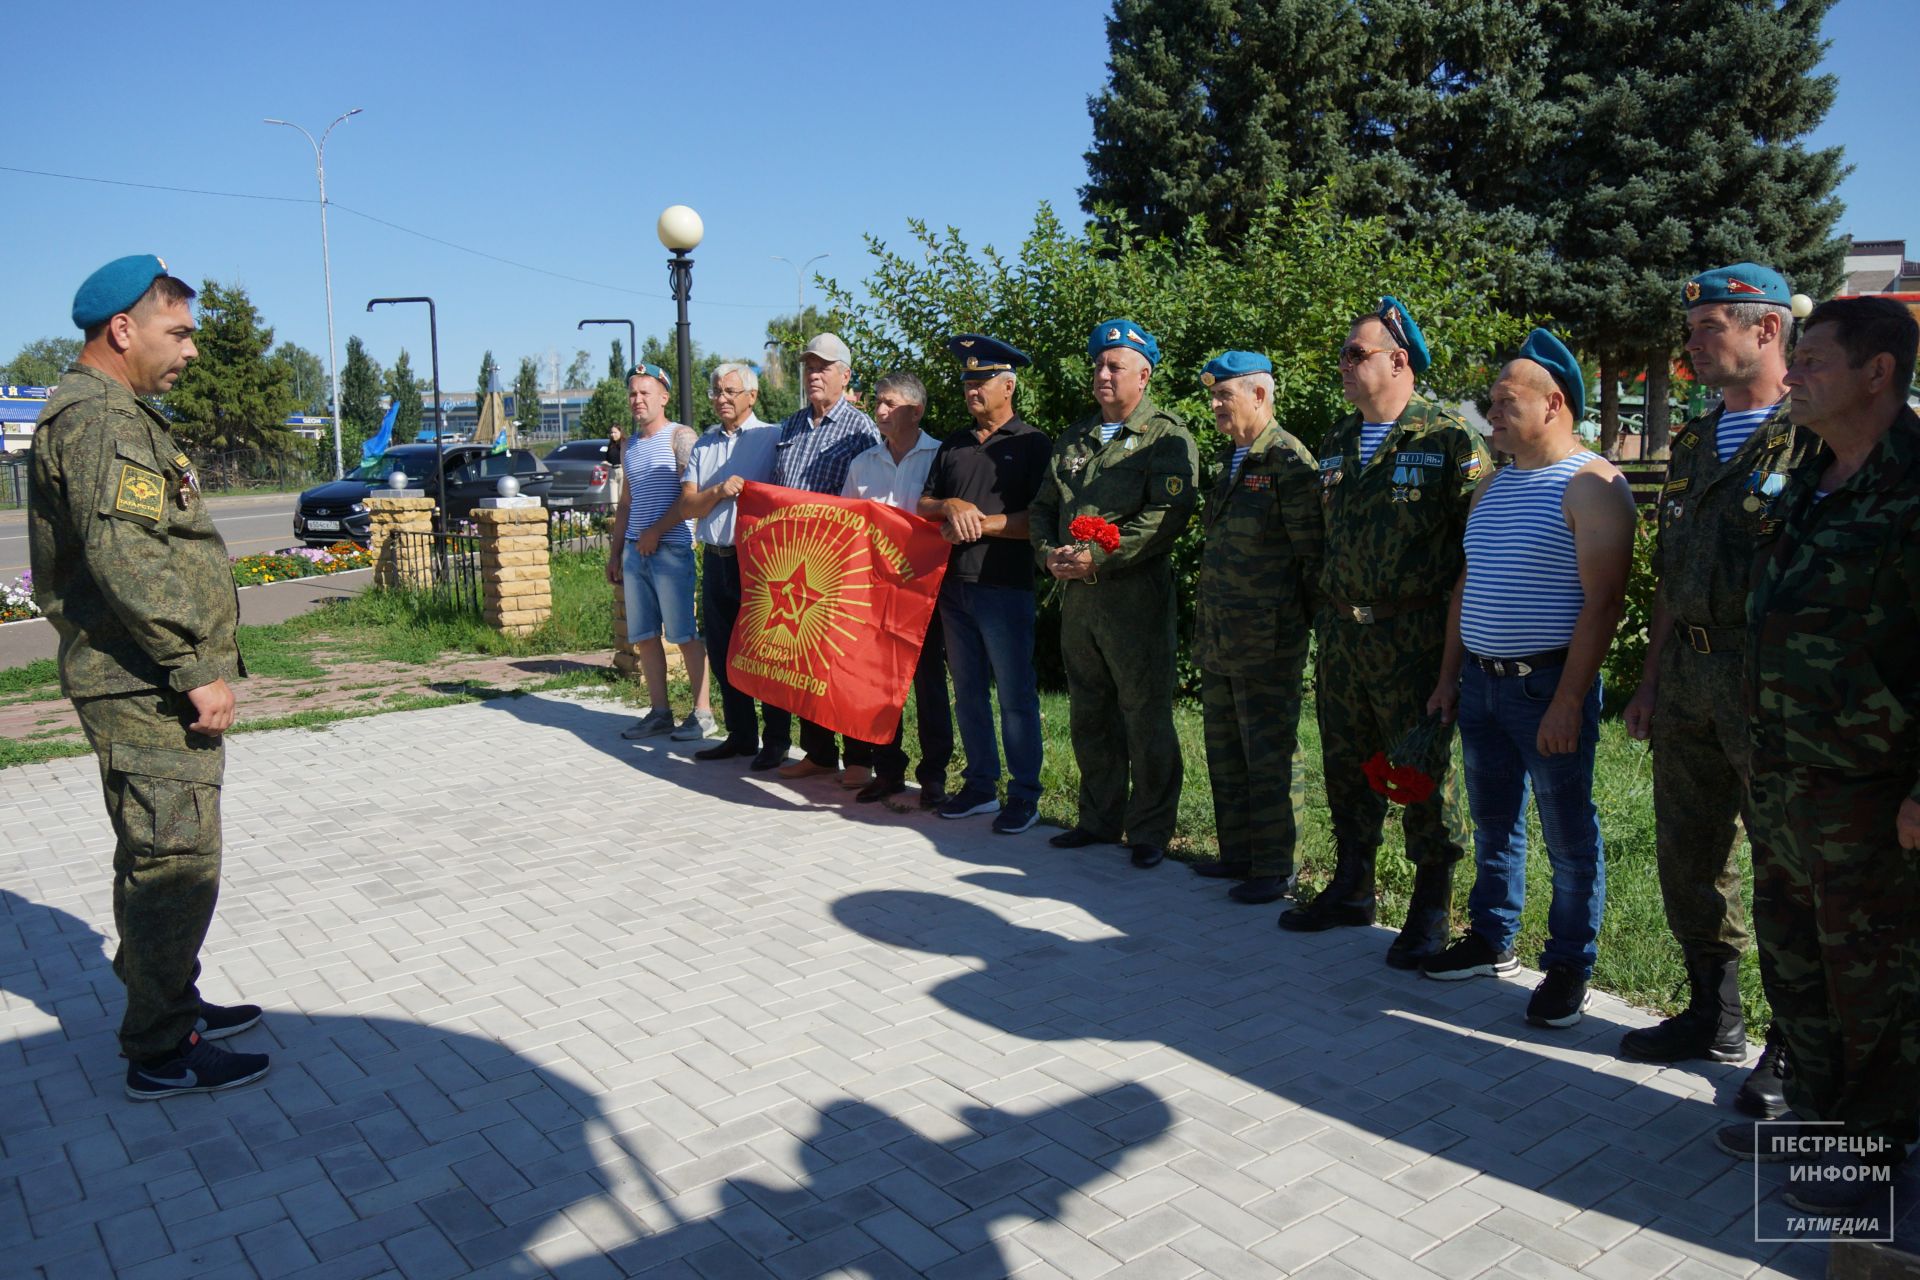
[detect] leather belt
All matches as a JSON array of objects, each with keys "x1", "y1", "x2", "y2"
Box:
[
  {"x1": 705, "y1": 544, "x2": 737, "y2": 558},
  {"x1": 1325, "y1": 592, "x2": 1446, "y2": 625},
  {"x1": 1469, "y1": 648, "x2": 1570, "y2": 678},
  {"x1": 1673, "y1": 620, "x2": 1740, "y2": 654}
]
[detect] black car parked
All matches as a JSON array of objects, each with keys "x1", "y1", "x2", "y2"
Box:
[{"x1": 293, "y1": 444, "x2": 552, "y2": 545}]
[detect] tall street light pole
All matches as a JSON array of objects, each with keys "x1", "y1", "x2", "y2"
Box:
[
  {"x1": 658, "y1": 206, "x2": 704, "y2": 429},
  {"x1": 266, "y1": 107, "x2": 362, "y2": 480},
  {"x1": 366, "y1": 297, "x2": 446, "y2": 535},
  {"x1": 577, "y1": 318, "x2": 636, "y2": 381},
  {"x1": 771, "y1": 253, "x2": 828, "y2": 315}
]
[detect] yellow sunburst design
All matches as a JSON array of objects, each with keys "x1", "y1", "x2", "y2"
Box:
[{"x1": 738, "y1": 505, "x2": 875, "y2": 680}]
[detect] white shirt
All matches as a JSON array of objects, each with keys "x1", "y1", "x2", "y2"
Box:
[
  {"x1": 686, "y1": 415, "x2": 776, "y2": 546},
  {"x1": 841, "y1": 429, "x2": 941, "y2": 512}
]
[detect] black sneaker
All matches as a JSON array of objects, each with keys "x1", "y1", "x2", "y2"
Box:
[
  {"x1": 1716, "y1": 1115, "x2": 1812, "y2": 1162},
  {"x1": 938, "y1": 786, "x2": 999, "y2": 819},
  {"x1": 1526, "y1": 965, "x2": 1592, "y2": 1027},
  {"x1": 992, "y1": 797, "x2": 1039, "y2": 835},
  {"x1": 194, "y1": 1001, "x2": 262, "y2": 1041},
  {"x1": 126, "y1": 1032, "x2": 270, "y2": 1101},
  {"x1": 1420, "y1": 931, "x2": 1519, "y2": 981},
  {"x1": 918, "y1": 787, "x2": 950, "y2": 811}
]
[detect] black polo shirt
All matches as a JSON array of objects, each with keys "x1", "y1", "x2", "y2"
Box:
[{"x1": 923, "y1": 415, "x2": 1052, "y2": 588}]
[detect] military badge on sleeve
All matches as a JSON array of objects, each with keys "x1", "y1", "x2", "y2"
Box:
[
  {"x1": 113, "y1": 462, "x2": 165, "y2": 521},
  {"x1": 1162, "y1": 476, "x2": 1184, "y2": 498}
]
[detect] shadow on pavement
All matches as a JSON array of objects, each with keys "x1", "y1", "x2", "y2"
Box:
[{"x1": 0, "y1": 890, "x2": 1172, "y2": 1278}]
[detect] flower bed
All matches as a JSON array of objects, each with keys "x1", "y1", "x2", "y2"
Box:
[
  {"x1": 230, "y1": 542, "x2": 373, "y2": 587},
  {"x1": 1, "y1": 570, "x2": 36, "y2": 623}
]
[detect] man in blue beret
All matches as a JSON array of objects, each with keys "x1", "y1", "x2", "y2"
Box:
[
  {"x1": 1616, "y1": 263, "x2": 1814, "y2": 1114},
  {"x1": 1424, "y1": 329, "x2": 1636, "y2": 1030},
  {"x1": 1191, "y1": 352, "x2": 1323, "y2": 902},
  {"x1": 919, "y1": 335, "x2": 1053, "y2": 829},
  {"x1": 1281, "y1": 298, "x2": 1490, "y2": 967},
  {"x1": 1030, "y1": 319, "x2": 1198, "y2": 868},
  {"x1": 27, "y1": 256, "x2": 271, "y2": 1099}
]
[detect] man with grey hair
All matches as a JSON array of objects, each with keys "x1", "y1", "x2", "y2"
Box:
[
  {"x1": 842, "y1": 372, "x2": 951, "y2": 803},
  {"x1": 924, "y1": 334, "x2": 1052, "y2": 834},
  {"x1": 680, "y1": 361, "x2": 786, "y2": 767},
  {"x1": 771, "y1": 333, "x2": 881, "y2": 783}
]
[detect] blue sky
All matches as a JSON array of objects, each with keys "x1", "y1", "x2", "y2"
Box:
[{"x1": 2, "y1": 0, "x2": 1911, "y2": 401}]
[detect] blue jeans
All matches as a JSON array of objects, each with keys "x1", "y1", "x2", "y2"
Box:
[
  {"x1": 939, "y1": 581, "x2": 1043, "y2": 802},
  {"x1": 622, "y1": 540, "x2": 697, "y2": 644},
  {"x1": 1456, "y1": 661, "x2": 1605, "y2": 976}
]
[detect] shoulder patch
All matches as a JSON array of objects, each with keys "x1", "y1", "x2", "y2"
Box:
[
  {"x1": 1460, "y1": 456, "x2": 1483, "y2": 481},
  {"x1": 1162, "y1": 475, "x2": 1184, "y2": 498},
  {"x1": 114, "y1": 462, "x2": 165, "y2": 520}
]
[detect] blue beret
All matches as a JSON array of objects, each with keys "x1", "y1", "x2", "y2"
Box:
[
  {"x1": 948, "y1": 333, "x2": 1031, "y2": 380},
  {"x1": 1685, "y1": 262, "x2": 1791, "y2": 310},
  {"x1": 72, "y1": 254, "x2": 170, "y2": 330},
  {"x1": 626, "y1": 362, "x2": 671, "y2": 391},
  {"x1": 1517, "y1": 328, "x2": 1586, "y2": 421},
  {"x1": 1088, "y1": 318, "x2": 1159, "y2": 367},
  {"x1": 1200, "y1": 351, "x2": 1272, "y2": 388},
  {"x1": 1376, "y1": 296, "x2": 1431, "y2": 374}
]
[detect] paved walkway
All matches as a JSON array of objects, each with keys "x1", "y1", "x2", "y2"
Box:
[{"x1": 1, "y1": 692, "x2": 1908, "y2": 1278}]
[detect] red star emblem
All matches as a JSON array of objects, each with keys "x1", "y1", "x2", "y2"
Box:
[{"x1": 766, "y1": 562, "x2": 821, "y2": 636}]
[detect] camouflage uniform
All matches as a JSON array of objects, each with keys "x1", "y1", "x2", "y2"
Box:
[
  {"x1": 1744, "y1": 406, "x2": 1920, "y2": 1145},
  {"x1": 1313, "y1": 394, "x2": 1487, "y2": 869},
  {"x1": 1031, "y1": 396, "x2": 1199, "y2": 846},
  {"x1": 1194, "y1": 423, "x2": 1322, "y2": 876},
  {"x1": 1648, "y1": 402, "x2": 1813, "y2": 963},
  {"x1": 28, "y1": 363, "x2": 242, "y2": 1062}
]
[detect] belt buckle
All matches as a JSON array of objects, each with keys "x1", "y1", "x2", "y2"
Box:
[
  {"x1": 1347, "y1": 603, "x2": 1375, "y2": 624},
  {"x1": 1688, "y1": 625, "x2": 1711, "y2": 654}
]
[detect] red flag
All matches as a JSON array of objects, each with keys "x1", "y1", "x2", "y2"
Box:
[{"x1": 728, "y1": 482, "x2": 951, "y2": 741}]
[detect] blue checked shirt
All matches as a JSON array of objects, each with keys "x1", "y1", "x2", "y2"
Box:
[{"x1": 772, "y1": 396, "x2": 879, "y2": 494}]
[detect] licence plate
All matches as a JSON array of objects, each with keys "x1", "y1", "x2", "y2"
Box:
[
  {"x1": 547, "y1": 496, "x2": 573, "y2": 507},
  {"x1": 306, "y1": 519, "x2": 341, "y2": 531}
]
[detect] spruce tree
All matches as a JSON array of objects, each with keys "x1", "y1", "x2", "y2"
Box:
[
  {"x1": 386, "y1": 350, "x2": 423, "y2": 442},
  {"x1": 513, "y1": 357, "x2": 543, "y2": 438},
  {"x1": 162, "y1": 280, "x2": 299, "y2": 455},
  {"x1": 477, "y1": 349, "x2": 498, "y2": 406},
  {"x1": 340, "y1": 336, "x2": 384, "y2": 438}
]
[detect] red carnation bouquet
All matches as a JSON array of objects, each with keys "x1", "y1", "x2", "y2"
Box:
[
  {"x1": 1363, "y1": 712, "x2": 1443, "y2": 806},
  {"x1": 1065, "y1": 515, "x2": 1122, "y2": 587}
]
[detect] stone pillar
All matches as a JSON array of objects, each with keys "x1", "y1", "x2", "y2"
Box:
[
  {"x1": 365, "y1": 494, "x2": 436, "y2": 590},
  {"x1": 473, "y1": 500, "x2": 551, "y2": 635}
]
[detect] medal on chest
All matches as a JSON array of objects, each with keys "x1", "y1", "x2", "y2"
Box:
[
  {"x1": 173, "y1": 452, "x2": 198, "y2": 507},
  {"x1": 1066, "y1": 454, "x2": 1089, "y2": 477}
]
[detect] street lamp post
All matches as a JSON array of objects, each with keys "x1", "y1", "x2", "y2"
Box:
[
  {"x1": 658, "y1": 206, "x2": 704, "y2": 428},
  {"x1": 265, "y1": 108, "x2": 362, "y2": 480},
  {"x1": 576, "y1": 318, "x2": 637, "y2": 383},
  {"x1": 771, "y1": 253, "x2": 828, "y2": 315},
  {"x1": 366, "y1": 296, "x2": 447, "y2": 534}
]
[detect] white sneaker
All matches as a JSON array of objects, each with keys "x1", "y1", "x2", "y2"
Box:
[{"x1": 670, "y1": 710, "x2": 718, "y2": 741}]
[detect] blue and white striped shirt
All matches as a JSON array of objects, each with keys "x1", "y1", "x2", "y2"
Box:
[
  {"x1": 1460, "y1": 451, "x2": 1599, "y2": 657},
  {"x1": 773, "y1": 397, "x2": 879, "y2": 494},
  {"x1": 623, "y1": 424, "x2": 695, "y2": 547},
  {"x1": 1229, "y1": 445, "x2": 1249, "y2": 478},
  {"x1": 1714, "y1": 404, "x2": 1779, "y2": 463},
  {"x1": 1099, "y1": 422, "x2": 1124, "y2": 445},
  {"x1": 1358, "y1": 422, "x2": 1394, "y2": 466}
]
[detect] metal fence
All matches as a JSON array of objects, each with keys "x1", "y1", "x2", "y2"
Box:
[
  {"x1": 385, "y1": 528, "x2": 483, "y2": 615},
  {"x1": 194, "y1": 449, "x2": 326, "y2": 494},
  {"x1": 1, "y1": 455, "x2": 26, "y2": 509},
  {"x1": 548, "y1": 503, "x2": 616, "y2": 555}
]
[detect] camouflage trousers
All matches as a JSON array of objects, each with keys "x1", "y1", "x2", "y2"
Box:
[
  {"x1": 1060, "y1": 561, "x2": 1182, "y2": 846},
  {"x1": 1650, "y1": 642, "x2": 1752, "y2": 963},
  {"x1": 1315, "y1": 608, "x2": 1467, "y2": 867},
  {"x1": 1201, "y1": 650, "x2": 1308, "y2": 877},
  {"x1": 74, "y1": 688, "x2": 225, "y2": 1062},
  {"x1": 1748, "y1": 760, "x2": 1920, "y2": 1143}
]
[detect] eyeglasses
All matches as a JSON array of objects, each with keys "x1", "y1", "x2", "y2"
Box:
[
  {"x1": 1338, "y1": 344, "x2": 1391, "y2": 368},
  {"x1": 709, "y1": 387, "x2": 752, "y2": 399}
]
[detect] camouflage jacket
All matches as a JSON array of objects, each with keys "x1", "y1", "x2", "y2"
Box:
[
  {"x1": 1317, "y1": 394, "x2": 1490, "y2": 608},
  {"x1": 28, "y1": 363, "x2": 242, "y2": 699},
  {"x1": 1030, "y1": 396, "x2": 1199, "y2": 576},
  {"x1": 1746, "y1": 406, "x2": 1920, "y2": 784},
  {"x1": 1654, "y1": 399, "x2": 1816, "y2": 638},
  {"x1": 1194, "y1": 422, "x2": 1322, "y2": 675}
]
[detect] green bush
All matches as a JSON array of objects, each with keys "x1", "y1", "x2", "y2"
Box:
[{"x1": 1604, "y1": 513, "x2": 1659, "y2": 707}]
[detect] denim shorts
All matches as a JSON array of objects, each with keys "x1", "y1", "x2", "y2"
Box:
[{"x1": 622, "y1": 540, "x2": 697, "y2": 644}]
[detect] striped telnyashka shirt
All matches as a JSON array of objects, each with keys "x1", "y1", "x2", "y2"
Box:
[{"x1": 1459, "y1": 450, "x2": 1599, "y2": 657}]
